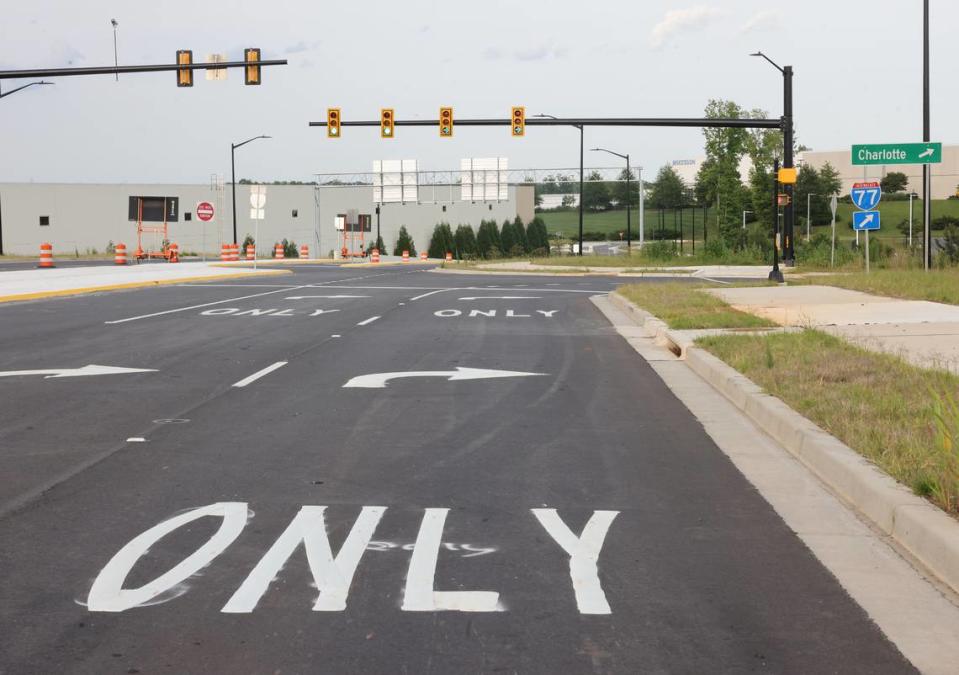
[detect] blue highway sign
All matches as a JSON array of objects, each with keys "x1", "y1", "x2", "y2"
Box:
[
  {"x1": 853, "y1": 211, "x2": 881, "y2": 231},
  {"x1": 851, "y1": 181, "x2": 882, "y2": 211}
]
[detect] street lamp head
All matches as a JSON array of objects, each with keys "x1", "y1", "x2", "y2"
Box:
[{"x1": 111, "y1": 18, "x2": 118, "y2": 27}]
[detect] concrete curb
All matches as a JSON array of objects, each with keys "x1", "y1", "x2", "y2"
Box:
[
  {"x1": 0, "y1": 269, "x2": 293, "y2": 304},
  {"x1": 611, "y1": 290, "x2": 959, "y2": 596}
]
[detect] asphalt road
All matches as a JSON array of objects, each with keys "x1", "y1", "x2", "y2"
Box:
[{"x1": 0, "y1": 265, "x2": 913, "y2": 674}]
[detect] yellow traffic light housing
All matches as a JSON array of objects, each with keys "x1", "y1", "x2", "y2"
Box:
[
  {"x1": 244, "y1": 48, "x2": 261, "y2": 85},
  {"x1": 439, "y1": 107, "x2": 453, "y2": 137},
  {"x1": 176, "y1": 50, "x2": 193, "y2": 87},
  {"x1": 327, "y1": 108, "x2": 341, "y2": 138},
  {"x1": 511, "y1": 106, "x2": 525, "y2": 137},
  {"x1": 381, "y1": 108, "x2": 395, "y2": 138}
]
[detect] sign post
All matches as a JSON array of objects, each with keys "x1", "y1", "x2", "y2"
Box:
[
  {"x1": 196, "y1": 201, "x2": 215, "y2": 264},
  {"x1": 851, "y1": 182, "x2": 882, "y2": 274},
  {"x1": 830, "y1": 195, "x2": 838, "y2": 268},
  {"x1": 249, "y1": 186, "x2": 267, "y2": 271}
]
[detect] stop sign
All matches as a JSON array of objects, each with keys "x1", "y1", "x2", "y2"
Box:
[{"x1": 196, "y1": 202, "x2": 215, "y2": 222}]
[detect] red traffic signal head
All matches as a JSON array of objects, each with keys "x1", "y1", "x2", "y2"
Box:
[
  {"x1": 381, "y1": 108, "x2": 395, "y2": 138},
  {"x1": 439, "y1": 106, "x2": 453, "y2": 137},
  {"x1": 511, "y1": 106, "x2": 525, "y2": 137},
  {"x1": 327, "y1": 108, "x2": 341, "y2": 138}
]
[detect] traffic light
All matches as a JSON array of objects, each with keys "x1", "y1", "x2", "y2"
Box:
[
  {"x1": 511, "y1": 106, "x2": 525, "y2": 137},
  {"x1": 439, "y1": 107, "x2": 453, "y2": 138},
  {"x1": 381, "y1": 108, "x2": 395, "y2": 138},
  {"x1": 244, "y1": 48, "x2": 261, "y2": 85},
  {"x1": 176, "y1": 50, "x2": 193, "y2": 87},
  {"x1": 327, "y1": 108, "x2": 341, "y2": 138}
]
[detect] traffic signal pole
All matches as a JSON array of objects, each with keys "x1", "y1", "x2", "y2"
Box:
[
  {"x1": 782, "y1": 65, "x2": 796, "y2": 266},
  {"x1": 923, "y1": 0, "x2": 932, "y2": 270}
]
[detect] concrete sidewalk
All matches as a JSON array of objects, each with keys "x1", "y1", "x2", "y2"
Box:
[
  {"x1": 0, "y1": 262, "x2": 292, "y2": 303},
  {"x1": 470, "y1": 260, "x2": 788, "y2": 279},
  {"x1": 709, "y1": 285, "x2": 959, "y2": 373}
]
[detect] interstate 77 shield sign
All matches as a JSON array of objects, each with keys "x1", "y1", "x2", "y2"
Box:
[{"x1": 851, "y1": 182, "x2": 882, "y2": 211}]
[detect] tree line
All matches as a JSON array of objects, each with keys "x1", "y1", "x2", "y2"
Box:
[{"x1": 412, "y1": 217, "x2": 551, "y2": 260}]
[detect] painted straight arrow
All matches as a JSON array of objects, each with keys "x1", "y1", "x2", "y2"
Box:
[
  {"x1": 343, "y1": 367, "x2": 547, "y2": 389},
  {"x1": 0, "y1": 365, "x2": 157, "y2": 379}
]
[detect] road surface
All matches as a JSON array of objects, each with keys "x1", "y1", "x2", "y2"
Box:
[{"x1": 0, "y1": 265, "x2": 913, "y2": 673}]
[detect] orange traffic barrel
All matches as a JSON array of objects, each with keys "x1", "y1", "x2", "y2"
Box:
[
  {"x1": 221, "y1": 243, "x2": 231, "y2": 262},
  {"x1": 371, "y1": 248, "x2": 380, "y2": 264},
  {"x1": 299, "y1": 244, "x2": 309, "y2": 259},
  {"x1": 38, "y1": 243, "x2": 55, "y2": 268},
  {"x1": 275, "y1": 243, "x2": 285, "y2": 260},
  {"x1": 246, "y1": 244, "x2": 255, "y2": 260},
  {"x1": 168, "y1": 243, "x2": 179, "y2": 263},
  {"x1": 420, "y1": 251, "x2": 428, "y2": 261},
  {"x1": 445, "y1": 252, "x2": 453, "y2": 262},
  {"x1": 402, "y1": 250, "x2": 410, "y2": 263},
  {"x1": 231, "y1": 243, "x2": 240, "y2": 261},
  {"x1": 114, "y1": 243, "x2": 127, "y2": 265}
]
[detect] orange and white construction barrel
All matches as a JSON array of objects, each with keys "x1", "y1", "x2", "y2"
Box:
[
  {"x1": 300, "y1": 244, "x2": 309, "y2": 259},
  {"x1": 275, "y1": 244, "x2": 285, "y2": 260},
  {"x1": 114, "y1": 243, "x2": 127, "y2": 265},
  {"x1": 38, "y1": 243, "x2": 55, "y2": 268},
  {"x1": 371, "y1": 248, "x2": 380, "y2": 264},
  {"x1": 402, "y1": 250, "x2": 410, "y2": 263},
  {"x1": 246, "y1": 244, "x2": 255, "y2": 260}
]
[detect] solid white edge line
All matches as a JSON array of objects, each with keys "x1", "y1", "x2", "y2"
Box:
[
  {"x1": 232, "y1": 361, "x2": 288, "y2": 388},
  {"x1": 356, "y1": 316, "x2": 381, "y2": 326}
]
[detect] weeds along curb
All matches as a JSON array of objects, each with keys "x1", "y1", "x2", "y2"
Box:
[{"x1": 610, "y1": 290, "x2": 959, "y2": 596}]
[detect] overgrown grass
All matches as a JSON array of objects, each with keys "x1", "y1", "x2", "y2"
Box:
[
  {"x1": 618, "y1": 282, "x2": 778, "y2": 330},
  {"x1": 799, "y1": 268, "x2": 959, "y2": 305},
  {"x1": 697, "y1": 330, "x2": 959, "y2": 514}
]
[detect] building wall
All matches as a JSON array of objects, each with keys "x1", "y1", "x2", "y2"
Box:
[
  {"x1": 798, "y1": 147, "x2": 959, "y2": 199},
  {"x1": 0, "y1": 182, "x2": 533, "y2": 256}
]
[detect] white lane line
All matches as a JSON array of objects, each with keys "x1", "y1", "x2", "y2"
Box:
[
  {"x1": 285, "y1": 295, "x2": 370, "y2": 300},
  {"x1": 105, "y1": 285, "x2": 311, "y2": 324},
  {"x1": 126, "y1": 437, "x2": 147, "y2": 443},
  {"x1": 699, "y1": 277, "x2": 733, "y2": 285},
  {"x1": 458, "y1": 296, "x2": 542, "y2": 301},
  {"x1": 232, "y1": 361, "x2": 288, "y2": 388},
  {"x1": 356, "y1": 316, "x2": 381, "y2": 326},
  {"x1": 410, "y1": 289, "x2": 455, "y2": 301},
  {"x1": 178, "y1": 284, "x2": 300, "y2": 288},
  {"x1": 331, "y1": 334, "x2": 342, "y2": 338}
]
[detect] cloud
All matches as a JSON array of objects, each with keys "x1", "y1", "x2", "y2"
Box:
[
  {"x1": 284, "y1": 41, "x2": 310, "y2": 55},
  {"x1": 740, "y1": 9, "x2": 782, "y2": 34},
  {"x1": 650, "y1": 6, "x2": 727, "y2": 49},
  {"x1": 483, "y1": 42, "x2": 568, "y2": 62}
]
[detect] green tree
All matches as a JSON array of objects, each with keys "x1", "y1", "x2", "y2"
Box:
[
  {"x1": 393, "y1": 226, "x2": 416, "y2": 256},
  {"x1": 500, "y1": 219, "x2": 517, "y2": 256},
  {"x1": 610, "y1": 168, "x2": 639, "y2": 208},
  {"x1": 818, "y1": 162, "x2": 842, "y2": 197},
  {"x1": 648, "y1": 165, "x2": 688, "y2": 209},
  {"x1": 526, "y1": 217, "x2": 550, "y2": 256},
  {"x1": 795, "y1": 165, "x2": 831, "y2": 228},
  {"x1": 582, "y1": 171, "x2": 611, "y2": 210},
  {"x1": 476, "y1": 220, "x2": 501, "y2": 259},
  {"x1": 702, "y1": 99, "x2": 751, "y2": 247},
  {"x1": 453, "y1": 224, "x2": 477, "y2": 259},
  {"x1": 427, "y1": 222, "x2": 455, "y2": 259},
  {"x1": 512, "y1": 215, "x2": 529, "y2": 253},
  {"x1": 881, "y1": 171, "x2": 909, "y2": 194}
]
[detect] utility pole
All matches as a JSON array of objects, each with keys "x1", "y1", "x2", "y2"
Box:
[{"x1": 923, "y1": 0, "x2": 932, "y2": 269}]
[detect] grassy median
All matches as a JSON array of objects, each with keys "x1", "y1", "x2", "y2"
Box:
[
  {"x1": 802, "y1": 268, "x2": 959, "y2": 306},
  {"x1": 697, "y1": 330, "x2": 959, "y2": 515},
  {"x1": 618, "y1": 282, "x2": 778, "y2": 330}
]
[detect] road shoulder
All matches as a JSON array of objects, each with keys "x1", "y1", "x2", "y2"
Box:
[{"x1": 593, "y1": 293, "x2": 959, "y2": 675}]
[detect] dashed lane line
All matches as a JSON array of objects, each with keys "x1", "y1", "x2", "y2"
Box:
[
  {"x1": 357, "y1": 316, "x2": 381, "y2": 326},
  {"x1": 232, "y1": 361, "x2": 289, "y2": 388}
]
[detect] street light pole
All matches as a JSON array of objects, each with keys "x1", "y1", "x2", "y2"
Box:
[
  {"x1": 751, "y1": 51, "x2": 795, "y2": 265},
  {"x1": 769, "y1": 159, "x2": 784, "y2": 283},
  {"x1": 806, "y1": 193, "x2": 819, "y2": 241},
  {"x1": 536, "y1": 114, "x2": 584, "y2": 255},
  {"x1": 230, "y1": 135, "x2": 271, "y2": 246},
  {"x1": 0, "y1": 80, "x2": 53, "y2": 99},
  {"x1": 591, "y1": 147, "x2": 632, "y2": 251}
]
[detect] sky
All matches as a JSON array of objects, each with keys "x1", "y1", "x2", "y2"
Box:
[{"x1": 0, "y1": 0, "x2": 956, "y2": 184}]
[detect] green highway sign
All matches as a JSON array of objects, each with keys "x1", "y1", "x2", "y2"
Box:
[{"x1": 852, "y1": 142, "x2": 942, "y2": 166}]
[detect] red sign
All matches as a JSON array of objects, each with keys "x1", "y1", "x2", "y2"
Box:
[
  {"x1": 852, "y1": 181, "x2": 880, "y2": 190},
  {"x1": 196, "y1": 202, "x2": 215, "y2": 222}
]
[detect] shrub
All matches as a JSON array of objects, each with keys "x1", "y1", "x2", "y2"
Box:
[{"x1": 643, "y1": 240, "x2": 677, "y2": 261}]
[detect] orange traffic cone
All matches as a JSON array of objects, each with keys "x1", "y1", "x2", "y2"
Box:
[{"x1": 168, "y1": 243, "x2": 179, "y2": 263}]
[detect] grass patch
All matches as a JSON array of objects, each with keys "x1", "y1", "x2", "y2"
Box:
[
  {"x1": 798, "y1": 268, "x2": 959, "y2": 305},
  {"x1": 697, "y1": 330, "x2": 959, "y2": 514},
  {"x1": 618, "y1": 282, "x2": 778, "y2": 330}
]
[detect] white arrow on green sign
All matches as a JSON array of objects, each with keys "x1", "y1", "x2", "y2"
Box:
[{"x1": 852, "y1": 143, "x2": 942, "y2": 166}]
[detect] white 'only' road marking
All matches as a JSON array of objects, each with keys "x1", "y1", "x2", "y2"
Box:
[{"x1": 232, "y1": 361, "x2": 288, "y2": 388}]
